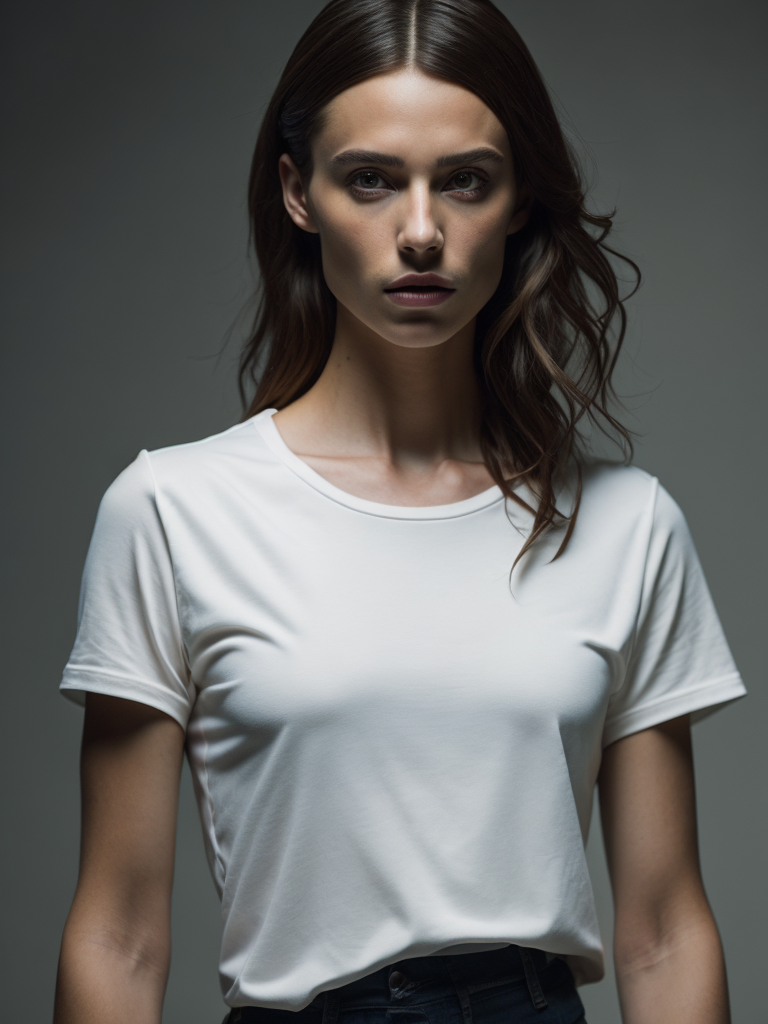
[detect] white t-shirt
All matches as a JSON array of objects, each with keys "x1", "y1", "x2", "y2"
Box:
[{"x1": 59, "y1": 407, "x2": 746, "y2": 1009}]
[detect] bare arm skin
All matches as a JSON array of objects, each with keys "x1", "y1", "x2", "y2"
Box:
[
  {"x1": 53, "y1": 693, "x2": 186, "y2": 1024},
  {"x1": 598, "y1": 714, "x2": 731, "y2": 1024}
]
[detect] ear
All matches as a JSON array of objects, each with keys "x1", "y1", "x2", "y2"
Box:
[
  {"x1": 506, "y1": 180, "x2": 532, "y2": 236},
  {"x1": 278, "y1": 153, "x2": 319, "y2": 234}
]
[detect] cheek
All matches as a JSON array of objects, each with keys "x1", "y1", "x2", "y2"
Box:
[
  {"x1": 453, "y1": 210, "x2": 511, "y2": 300},
  {"x1": 315, "y1": 210, "x2": 381, "y2": 301}
]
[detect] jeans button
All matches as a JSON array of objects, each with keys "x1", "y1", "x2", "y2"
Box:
[{"x1": 389, "y1": 970, "x2": 408, "y2": 990}]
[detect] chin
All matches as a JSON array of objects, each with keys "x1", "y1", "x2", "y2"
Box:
[{"x1": 380, "y1": 327, "x2": 457, "y2": 350}]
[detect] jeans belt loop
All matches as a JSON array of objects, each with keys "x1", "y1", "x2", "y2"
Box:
[
  {"x1": 518, "y1": 946, "x2": 549, "y2": 1011},
  {"x1": 440, "y1": 955, "x2": 474, "y2": 1024},
  {"x1": 322, "y1": 986, "x2": 342, "y2": 1024}
]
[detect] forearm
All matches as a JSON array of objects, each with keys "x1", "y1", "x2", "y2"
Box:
[
  {"x1": 614, "y1": 909, "x2": 730, "y2": 1024},
  {"x1": 53, "y1": 912, "x2": 170, "y2": 1024}
]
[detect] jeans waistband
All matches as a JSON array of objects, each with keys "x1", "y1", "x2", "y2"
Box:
[{"x1": 228, "y1": 944, "x2": 557, "y2": 1022}]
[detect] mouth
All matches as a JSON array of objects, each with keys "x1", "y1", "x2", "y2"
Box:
[{"x1": 383, "y1": 285, "x2": 456, "y2": 308}]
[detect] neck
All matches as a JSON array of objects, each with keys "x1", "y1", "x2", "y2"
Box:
[{"x1": 274, "y1": 303, "x2": 486, "y2": 470}]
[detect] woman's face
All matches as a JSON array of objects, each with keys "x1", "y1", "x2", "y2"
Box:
[{"x1": 279, "y1": 68, "x2": 530, "y2": 351}]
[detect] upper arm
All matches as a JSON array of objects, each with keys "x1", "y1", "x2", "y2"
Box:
[
  {"x1": 597, "y1": 714, "x2": 712, "y2": 958},
  {"x1": 68, "y1": 691, "x2": 186, "y2": 967}
]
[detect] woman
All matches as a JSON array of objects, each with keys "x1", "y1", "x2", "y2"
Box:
[{"x1": 53, "y1": 2, "x2": 747, "y2": 1023}]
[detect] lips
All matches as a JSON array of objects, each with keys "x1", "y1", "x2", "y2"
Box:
[
  {"x1": 384, "y1": 272, "x2": 455, "y2": 291},
  {"x1": 383, "y1": 277, "x2": 456, "y2": 307}
]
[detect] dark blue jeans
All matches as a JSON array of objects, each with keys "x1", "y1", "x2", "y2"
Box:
[{"x1": 223, "y1": 944, "x2": 587, "y2": 1023}]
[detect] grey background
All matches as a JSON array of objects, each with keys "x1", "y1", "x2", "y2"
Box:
[{"x1": 2, "y1": 1, "x2": 765, "y2": 1021}]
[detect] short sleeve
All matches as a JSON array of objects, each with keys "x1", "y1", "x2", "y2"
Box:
[
  {"x1": 59, "y1": 449, "x2": 195, "y2": 730},
  {"x1": 602, "y1": 479, "x2": 746, "y2": 748}
]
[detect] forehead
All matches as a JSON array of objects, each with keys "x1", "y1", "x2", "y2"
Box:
[{"x1": 315, "y1": 69, "x2": 511, "y2": 165}]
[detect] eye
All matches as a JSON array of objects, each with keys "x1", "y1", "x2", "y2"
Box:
[
  {"x1": 347, "y1": 167, "x2": 490, "y2": 200},
  {"x1": 349, "y1": 170, "x2": 392, "y2": 197},
  {"x1": 444, "y1": 170, "x2": 489, "y2": 196}
]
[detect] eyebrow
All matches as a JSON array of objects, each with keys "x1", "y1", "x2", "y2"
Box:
[{"x1": 330, "y1": 147, "x2": 505, "y2": 168}]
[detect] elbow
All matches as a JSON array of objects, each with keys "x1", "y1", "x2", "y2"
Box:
[
  {"x1": 613, "y1": 895, "x2": 720, "y2": 977},
  {"x1": 61, "y1": 885, "x2": 172, "y2": 978}
]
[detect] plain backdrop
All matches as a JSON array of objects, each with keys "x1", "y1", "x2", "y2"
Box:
[{"x1": 2, "y1": 2, "x2": 765, "y2": 1021}]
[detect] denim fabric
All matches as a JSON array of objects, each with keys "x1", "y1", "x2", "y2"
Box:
[{"x1": 221, "y1": 945, "x2": 587, "y2": 1024}]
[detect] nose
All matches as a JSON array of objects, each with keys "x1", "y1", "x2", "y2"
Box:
[{"x1": 397, "y1": 181, "x2": 443, "y2": 256}]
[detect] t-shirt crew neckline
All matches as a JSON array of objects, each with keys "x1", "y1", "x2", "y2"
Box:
[{"x1": 252, "y1": 407, "x2": 506, "y2": 521}]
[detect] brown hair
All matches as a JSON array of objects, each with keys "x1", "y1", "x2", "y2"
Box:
[{"x1": 236, "y1": 0, "x2": 640, "y2": 577}]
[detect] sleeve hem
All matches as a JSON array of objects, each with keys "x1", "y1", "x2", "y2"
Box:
[
  {"x1": 602, "y1": 672, "x2": 746, "y2": 748},
  {"x1": 60, "y1": 668, "x2": 192, "y2": 731}
]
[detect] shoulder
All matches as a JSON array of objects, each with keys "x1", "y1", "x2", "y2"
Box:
[
  {"x1": 559, "y1": 457, "x2": 658, "y2": 525},
  {"x1": 144, "y1": 417, "x2": 262, "y2": 481},
  {"x1": 568, "y1": 459, "x2": 696, "y2": 559},
  {"x1": 555, "y1": 458, "x2": 693, "y2": 549},
  {"x1": 579, "y1": 456, "x2": 655, "y2": 492},
  {"x1": 106, "y1": 417, "x2": 270, "y2": 500},
  {"x1": 94, "y1": 418, "x2": 266, "y2": 526}
]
